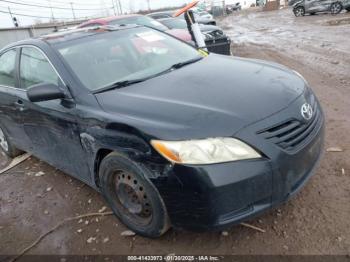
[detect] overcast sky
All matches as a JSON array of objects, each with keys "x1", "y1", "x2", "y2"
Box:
[{"x1": 0, "y1": 0, "x2": 192, "y2": 28}]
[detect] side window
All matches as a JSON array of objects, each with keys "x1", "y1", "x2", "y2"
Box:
[
  {"x1": 0, "y1": 49, "x2": 17, "y2": 87},
  {"x1": 20, "y1": 47, "x2": 59, "y2": 89}
]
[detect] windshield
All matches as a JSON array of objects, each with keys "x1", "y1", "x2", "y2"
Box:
[
  {"x1": 109, "y1": 16, "x2": 169, "y2": 31},
  {"x1": 56, "y1": 27, "x2": 202, "y2": 91},
  {"x1": 161, "y1": 19, "x2": 187, "y2": 30}
]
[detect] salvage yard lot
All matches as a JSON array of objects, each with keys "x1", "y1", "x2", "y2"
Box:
[{"x1": 1, "y1": 8, "x2": 349, "y2": 256}]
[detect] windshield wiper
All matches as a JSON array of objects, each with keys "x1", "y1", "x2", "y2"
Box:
[
  {"x1": 170, "y1": 56, "x2": 203, "y2": 70},
  {"x1": 94, "y1": 79, "x2": 146, "y2": 94},
  {"x1": 93, "y1": 56, "x2": 203, "y2": 94}
]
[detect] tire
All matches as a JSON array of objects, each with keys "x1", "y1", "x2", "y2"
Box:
[
  {"x1": 0, "y1": 126, "x2": 23, "y2": 158},
  {"x1": 330, "y1": 2, "x2": 342, "y2": 14},
  {"x1": 293, "y1": 6, "x2": 305, "y2": 16},
  {"x1": 346, "y1": 7, "x2": 350, "y2": 11},
  {"x1": 99, "y1": 152, "x2": 170, "y2": 238}
]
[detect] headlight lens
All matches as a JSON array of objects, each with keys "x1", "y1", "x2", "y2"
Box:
[{"x1": 151, "y1": 138, "x2": 261, "y2": 165}]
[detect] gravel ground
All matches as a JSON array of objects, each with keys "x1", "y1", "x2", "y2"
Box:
[{"x1": 0, "y1": 8, "x2": 349, "y2": 257}]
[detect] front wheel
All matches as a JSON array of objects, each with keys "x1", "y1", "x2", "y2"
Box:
[
  {"x1": 330, "y1": 2, "x2": 342, "y2": 14},
  {"x1": 293, "y1": 6, "x2": 305, "y2": 16},
  {"x1": 99, "y1": 152, "x2": 170, "y2": 238}
]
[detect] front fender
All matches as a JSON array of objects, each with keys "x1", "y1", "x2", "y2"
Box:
[
  {"x1": 293, "y1": 1, "x2": 304, "y2": 7},
  {"x1": 79, "y1": 124, "x2": 167, "y2": 189}
]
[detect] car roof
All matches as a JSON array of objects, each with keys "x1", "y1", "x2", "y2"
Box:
[
  {"x1": 79, "y1": 14, "x2": 141, "y2": 27},
  {"x1": 158, "y1": 17, "x2": 180, "y2": 22},
  {"x1": 148, "y1": 10, "x2": 175, "y2": 16},
  {"x1": 1, "y1": 25, "x2": 140, "y2": 51}
]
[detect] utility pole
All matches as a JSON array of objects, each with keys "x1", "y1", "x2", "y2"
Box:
[
  {"x1": 147, "y1": 0, "x2": 151, "y2": 11},
  {"x1": 70, "y1": 2, "x2": 76, "y2": 20},
  {"x1": 117, "y1": 0, "x2": 122, "y2": 14},
  {"x1": 7, "y1": 6, "x2": 13, "y2": 22},
  {"x1": 8, "y1": 6, "x2": 18, "y2": 27},
  {"x1": 114, "y1": 0, "x2": 119, "y2": 14},
  {"x1": 111, "y1": 0, "x2": 116, "y2": 15},
  {"x1": 49, "y1": 0, "x2": 55, "y2": 21},
  {"x1": 116, "y1": 0, "x2": 121, "y2": 15}
]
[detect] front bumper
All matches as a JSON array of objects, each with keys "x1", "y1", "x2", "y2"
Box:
[{"x1": 152, "y1": 94, "x2": 325, "y2": 231}]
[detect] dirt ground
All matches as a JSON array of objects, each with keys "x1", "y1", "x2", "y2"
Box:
[{"x1": 1, "y1": 8, "x2": 350, "y2": 258}]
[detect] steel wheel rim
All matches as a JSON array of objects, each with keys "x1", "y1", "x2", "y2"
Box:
[
  {"x1": 114, "y1": 170, "x2": 153, "y2": 225},
  {"x1": 0, "y1": 128, "x2": 9, "y2": 152}
]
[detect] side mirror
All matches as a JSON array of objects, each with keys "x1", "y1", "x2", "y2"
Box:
[{"x1": 27, "y1": 83, "x2": 66, "y2": 102}]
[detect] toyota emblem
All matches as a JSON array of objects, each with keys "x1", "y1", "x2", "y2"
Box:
[{"x1": 301, "y1": 103, "x2": 313, "y2": 120}]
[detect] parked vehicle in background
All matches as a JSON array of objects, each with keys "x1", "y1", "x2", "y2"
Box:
[
  {"x1": 293, "y1": 0, "x2": 347, "y2": 16},
  {"x1": 78, "y1": 14, "x2": 192, "y2": 43},
  {"x1": 158, "y1": 17, "x2": 231, "y2": 55},
  {"x1": 146, "y1": 11, "x2": 173, "y2": 20},
  {"x1": 226, "y1": 2, "x2": 242, "y2": 13},
  {"x1": 196, "y1": 10, "x2": 214, "y2": 20},
  {"x1": 147, "y1": 10, "x2": 217, "y2": 25}
]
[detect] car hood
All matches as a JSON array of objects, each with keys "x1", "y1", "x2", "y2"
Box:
[
  {"x1": 199, "y1": 24, "x2": 221, "y2": 32},
  {"x1": 200, "y1": 14, "x2": 213, "y2": 19},
  {"x1": 95, "y1": 55, "x2": 306, "y2": 140}
]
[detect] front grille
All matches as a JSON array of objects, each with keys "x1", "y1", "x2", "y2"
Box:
[{"x1": 257, "y1": 100, "x2": 322, "y2": 152}]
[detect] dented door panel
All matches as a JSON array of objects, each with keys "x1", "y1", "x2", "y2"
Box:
[{"x1": 21, "y1": 98, "x2": 92, "y2": 184}]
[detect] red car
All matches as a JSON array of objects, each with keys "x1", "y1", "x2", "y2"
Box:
[{"x1": 78, "y1": 14, "x2": 192, "y2": 43}]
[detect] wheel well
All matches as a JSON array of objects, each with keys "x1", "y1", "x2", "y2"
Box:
[
  {"x1": 94, "y1": 148, "x2": 113, "y2": 188},
  {"x1": 294, "y1": 5, "x2": 303, "y2": 10}
]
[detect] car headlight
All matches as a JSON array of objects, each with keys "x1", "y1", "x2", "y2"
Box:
[{"x1": 151, "y1": 137, "x2": 261, "y2": 165}]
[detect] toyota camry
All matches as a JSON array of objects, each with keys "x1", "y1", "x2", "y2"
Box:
[{"x1": 0, "y1": 25, "x2": 324, "y2": 238}]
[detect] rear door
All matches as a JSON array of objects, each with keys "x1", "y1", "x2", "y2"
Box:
[
  {"x1": 18, "y1": 46, "x2": 91, "y2": 183},
  {"x1": 0, "y1": 48, "x2": 32, "y2": 151}
]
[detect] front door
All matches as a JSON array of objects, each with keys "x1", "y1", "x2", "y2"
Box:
[
  {"x1": 306, "y1": 0, "x2": 326, "y2": 12},
  {"x1": 18, "y1": 46, "x2": 91, "y2": 183},
  {"x1": 0, "y1": 48, "x2": 32, "y2": 152}
]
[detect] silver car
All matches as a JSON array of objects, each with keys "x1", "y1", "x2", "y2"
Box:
[
  {"x1": 293, "y1": 0, "x2": 350, "y2": 16},
  {"x1": 147, "y1": 11, "x2": 217, "y2": 25}
]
